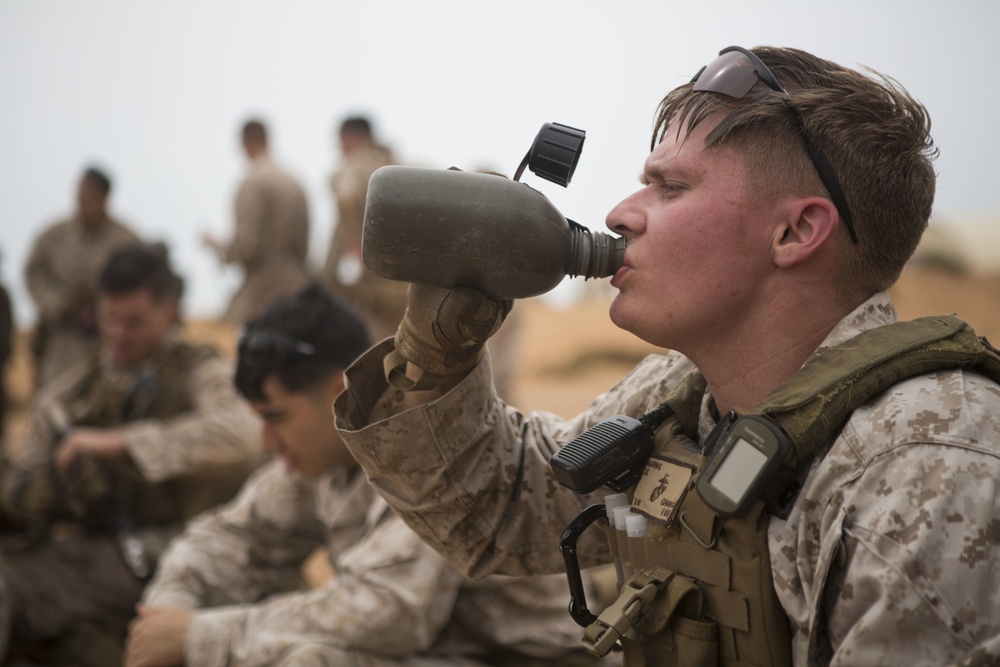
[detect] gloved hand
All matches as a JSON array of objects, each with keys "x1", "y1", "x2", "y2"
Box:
[{"x1": 385, "y1": 283, "x2": 512, "y2": 391}]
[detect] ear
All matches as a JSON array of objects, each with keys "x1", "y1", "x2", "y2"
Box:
[{"x1": 772, "y1": 197, "x2": 839, "y2": 268}]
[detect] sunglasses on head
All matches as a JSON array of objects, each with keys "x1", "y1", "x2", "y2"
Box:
[
  {"x1": 237, "y1": 331, "x2": 317, "y2": 370},
  {"x1": 691, "y1": 46, "x2": 858, "y2": 244}
]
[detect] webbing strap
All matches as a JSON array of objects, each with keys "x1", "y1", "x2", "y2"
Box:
[
  {"x1": 662, "y1": 371, "x2": 709, "y2": 440},
  {"x1": 383, "y1": 348, "x2": 442, "y2": 391},
  {"x1": 703, "y1": 586, "x2": 750, "y2": 632},
  {"x1": 631, "y1": 537, "x2": 731, "y2": 589},
  {"x1": 679, "y1": 491, "x2": 721, "y2": 548},
  {"x1": 750, "y1": 315, "x2": 1000, "y2": 467}
]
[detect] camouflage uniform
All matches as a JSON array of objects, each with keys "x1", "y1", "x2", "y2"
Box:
[
  {"x1": 24, "y1": 215, "x2": 141, "y2": 386},
  {"x1": 335, "y1": 292, "x2": 1000, "y2": 666},
  {"x1": 320, "y1": 144, "x2": 408, "y2": 340},
  {"x1": 0, "y1": 333, "x2": 261, "y2": 655},
  {"x1": 143, "y1": 459, "x2": 599, "y2": 667},
  {"x1": 222, "y1": 157, "x2": 311, "y2": 325}
]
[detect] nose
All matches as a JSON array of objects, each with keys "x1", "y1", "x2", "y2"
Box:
[{"x1": 605, "y1": 190, "x2": 645, "y2": 238}]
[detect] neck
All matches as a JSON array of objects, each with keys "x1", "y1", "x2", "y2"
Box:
[
  {"x1": 689, "y1": 291, "x2": 851, "y2": 414},
  {"x1": 80, "y1": 214, "x2": 107, "y2": 229},
  {"x1": 245, "y1": 145, "x2": 267, "y2": 161}
]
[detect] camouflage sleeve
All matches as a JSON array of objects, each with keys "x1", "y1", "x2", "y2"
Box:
[
  {"x1": 223, "y1": 176, "x2": 269, "y2": 267},
  {"x1": 1, "y1": 365, "x2": 124, "y2": 528},
  {"x1": 142, "y1": 462, "x2": 324, "y2": 611},
  {"x1": 121, "y1": 355, "x2": 260, "y2": 482},
  {"x1": 335, "y1": 339, "x2": 686, "y2": 579},
  {"x1": 820, "y1": 443, "x2": 1000, "y2": 665},
  {"x1": 0, "y1": 403, "x2": 59, "y2": 527},
  {"x1": 184, "y1": 514, "x2": 465, "y2": 667}
]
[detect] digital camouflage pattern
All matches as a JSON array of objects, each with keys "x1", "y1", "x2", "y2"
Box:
[
  {"x1": 1, "y1": 335, "x2": 261, "y2": 530},
  {"x1": 222, "y1": 156, "x2": 311, "y2": 324},
  {"x1": 24, "y1": 215, "x2": 141, "y2": 386},
  {"x1": 335, "y1": 291, "x2": 1000, "y2": 666},
  {"x1": 143, "y1": 459, "x2": 599, "y2": 667}
]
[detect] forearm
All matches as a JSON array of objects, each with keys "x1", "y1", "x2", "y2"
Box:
[
  {"x1": 186, "y1": 538, "x2": 462, "y2": 666},
  {"x1": 0, "y1": 419, "x2": 58, "y2": 526},
  {"x1": 27, "y1": 278, "x2": 75, "y2": 325},
  {"x1": 337, "y1": 341, "x2": 611, "y2": 577},
  {"x1": 123, "y1": 360, "x2": 260, "y2": 482}
]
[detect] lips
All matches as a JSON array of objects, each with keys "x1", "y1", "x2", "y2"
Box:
[{"x1": 610, "y1": 256, "x2": 632, "y2": 288}]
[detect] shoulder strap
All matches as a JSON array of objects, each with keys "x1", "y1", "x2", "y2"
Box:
[
  {"x1": 660, "y1": 370, "x2": 708, "y2": 441},
  {"x1": 751, "y1": 315, "x2": 1000, "y2": 468}
]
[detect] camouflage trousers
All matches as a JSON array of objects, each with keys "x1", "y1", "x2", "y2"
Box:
[{"x1": 0, "y1": 534, "x2": 144, "y2": 664}]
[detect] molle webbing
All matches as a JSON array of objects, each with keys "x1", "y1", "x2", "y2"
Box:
[{"x1": 747, "y1": 315, "x2": 1000, "y2": 468}]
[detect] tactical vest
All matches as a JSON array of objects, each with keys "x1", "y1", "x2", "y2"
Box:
[
  {"x1": 58, "y1": 340, "x2": 230, "y2": 531},
  {"x1": 573, "y1": 315, "x2": 1000, "y2": 667}
]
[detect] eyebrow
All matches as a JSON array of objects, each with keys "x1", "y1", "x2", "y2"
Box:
[{"x1": 640, "y1": 162, "x2": 700, "y2": 186}]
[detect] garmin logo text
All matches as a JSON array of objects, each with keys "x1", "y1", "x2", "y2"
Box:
[{"x1": 742, "y1": 426, "x2": 765, "y2": 447}]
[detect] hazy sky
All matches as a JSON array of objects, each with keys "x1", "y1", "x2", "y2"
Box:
[{"x1": 2, "y1": 0, "x2": 998, "y2": 323}]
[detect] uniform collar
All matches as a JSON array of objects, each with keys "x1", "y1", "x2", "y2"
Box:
[{"x1": 811, "y1": 291, "x2": 898, "y2": 356}]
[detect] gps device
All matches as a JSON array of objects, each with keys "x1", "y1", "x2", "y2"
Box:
[{"x1": 695, "y1": 415, "x2": 790, "y2": 518}]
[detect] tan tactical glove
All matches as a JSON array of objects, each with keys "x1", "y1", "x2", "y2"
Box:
[{"x1": 384, "y1": 284, "x2": 512, "y2": 391}]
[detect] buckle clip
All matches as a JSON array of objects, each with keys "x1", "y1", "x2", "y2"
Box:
[{"x1": 582, "y1": 568, "x2": 671, "y2": 657}]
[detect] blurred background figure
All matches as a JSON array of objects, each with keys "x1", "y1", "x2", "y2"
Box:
[
  {"x1": 201, "y1": 119, "x2": 310, "y2": 325},
  {"x1": 0, "y1": 255, "x2": 11, "y2": 447},
  {"x1": 0, "y1": 242, "x2": 261, "y2": 667},
  {"x1": 320, "y1": 115, "x2": 408, "y2": 340},
  {"x1": 24, "y1": 166, "x2": 141, "y2": 389}
]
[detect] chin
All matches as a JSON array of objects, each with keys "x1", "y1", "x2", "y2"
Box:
[
  {"x1": 609, "y1": 297, "x2": 671, "y2": 348},
  {"x1": 607, "y1": 295, "x2": 635, "y2": 333}
]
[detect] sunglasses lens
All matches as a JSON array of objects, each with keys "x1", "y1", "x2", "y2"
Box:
[
  {"x1": 240, "y1": 338, "x2": 280, "y2": 368},
  {"x1": 692, "y1": 50, "x2": 760, "y2": 98},
  {"x1": 238, "y1": 333, "x2": 312, "y2": 369}
]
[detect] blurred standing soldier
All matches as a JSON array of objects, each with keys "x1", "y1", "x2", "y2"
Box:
[
  {"x1": 321, "y1": 116, "x2": 408, "y2": 340},
  {"x1": 202, "y1": 119, "x2": 310, "y2": 325},
  {"x1": 0, "y1": 242, "x2": 261, "y2": 666},
  {"x1": 24, "y1": 166, "x2": 141, "y2": 388},
  {"x1": 0, "y1": 255, "x2": 12, "y2": 444}
]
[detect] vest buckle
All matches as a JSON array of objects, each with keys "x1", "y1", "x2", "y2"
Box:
[{"x1": 582, "y1": 567, "x2": 672, "y2": 656}]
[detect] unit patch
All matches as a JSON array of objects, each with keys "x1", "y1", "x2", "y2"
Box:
[{"x1": 631, "y1": 456, "x2": 694, "y2": 525}]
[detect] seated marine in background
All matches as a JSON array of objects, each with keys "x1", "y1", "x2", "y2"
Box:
[
  {"x1": 0, "y1": 242, "x2": 262, "y2": 665},
  {"x1": 126, "y1": 283, "x2": 601, "y2": 667}
]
